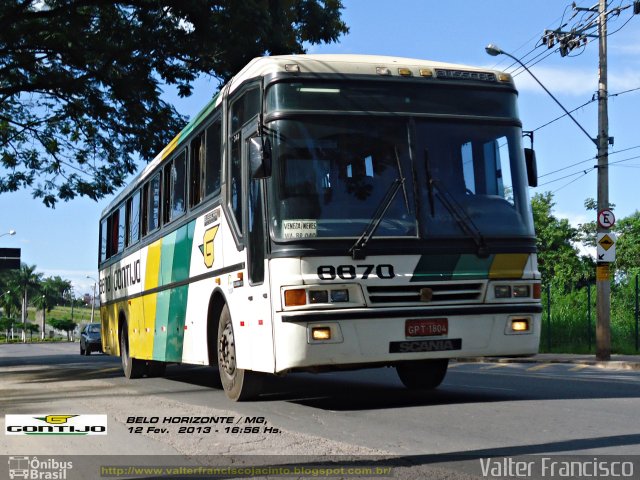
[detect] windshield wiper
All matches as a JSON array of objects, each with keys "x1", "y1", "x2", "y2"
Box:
[
  {"x1": 433, "y1": 182, "x2": 489, "y2": 258},
  {"x1": 348, "y1": 177, "x2": 404, "y2": 260}
]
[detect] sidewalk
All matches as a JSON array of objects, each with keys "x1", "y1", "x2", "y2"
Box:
[{"x1": 458, "y1": 353, "x2": 640, "y2": 371}]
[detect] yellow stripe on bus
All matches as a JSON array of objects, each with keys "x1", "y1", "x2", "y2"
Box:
[
  {"x1": 489, "y1": 253, "x2": 529, "y2": 279},
  {"x1": 138, "y1": 240, "x2": 162, "y2": 359}
]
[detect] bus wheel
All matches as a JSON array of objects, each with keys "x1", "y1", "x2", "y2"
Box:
[
  {"x1": 120, "y1": 321, "x2": 145, "y2": 379},
  {"x1": 396, "y1": 359, "x2": 449, "y2": 390},
  {"x1": 217, "y1": 305, "x2": 262, "y2": 401}
]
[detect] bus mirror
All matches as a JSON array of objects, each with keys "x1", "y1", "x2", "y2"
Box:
[
  {"x1": 249, "y1": 137, "x2": 272, "y2": 179},
  {"x1": 524, "y1": 148, "x2": 538, "y2": 188}
]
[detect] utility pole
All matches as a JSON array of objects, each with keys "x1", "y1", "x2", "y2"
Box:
[
  {"x1": 541, "y1": 0, "x2": 626, "y2": 360},
  {"x1": 595, "y1": 0, "x2": 611, "y2": 361}
]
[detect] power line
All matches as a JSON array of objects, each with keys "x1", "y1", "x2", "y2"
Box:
[
  {"x1": 537, "y1": 144, "x2": 640, "y2": 180},
  {"x1": 552, "y1": 169, "x2": 593, "y2": 193},
  {"x1": 531, "y1": 85, "x2": 640, "y2": 134}
]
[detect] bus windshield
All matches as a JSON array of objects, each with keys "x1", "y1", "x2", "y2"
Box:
[{"x1": 267, "y1": 116, "x2": 534, "y2": 242}]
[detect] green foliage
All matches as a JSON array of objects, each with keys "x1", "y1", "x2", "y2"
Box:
[
  {"x1": 0, "y1": 0, "x2": 348, "y2": 206},
  {"x1": 614, "y1": 212, "x2": 640, "y2": 276},
  {"x1": 531, "y1": 192, "x2": 594, "y2": 289},
  {"x1": 47, "y1": 317, "x2": 77, "y2": 333}
]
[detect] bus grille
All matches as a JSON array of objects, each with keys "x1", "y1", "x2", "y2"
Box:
[{"x1": 366, "y1": 282, "x2": 485, "y2": 305}]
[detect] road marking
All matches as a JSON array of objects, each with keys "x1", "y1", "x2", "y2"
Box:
[
  {"x1": 526, "y1": 364, "x2": 553, "y2": 371},
  {"x1": 454, "y1": 383, "x2": 514, "y2": 392},
  {"x1": 480, "y1": 364, "x2": 512, "y2": 370},
  {"x1": 569, "y1": 364, "x2": 591, "y2": 372}
]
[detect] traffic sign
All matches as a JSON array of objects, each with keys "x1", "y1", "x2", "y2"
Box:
[
  {"x1": 596, "y1": 232, "x2": 616, "y2": 263},
  {"x1": 597, "y1": 209, "x2": 616, "y2": 229}
]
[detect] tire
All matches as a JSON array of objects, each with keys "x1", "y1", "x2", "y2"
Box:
[
  {"x1": 396, "y1": 359, "x2": 449, "y2": 390},
  {"x1": 84, "y1": 345, "x2": 91, "y2": 356},
  {"x1": 217, "y1": 305, "x2": 262, "y2": 401},
  {"x1": 120, "y1": 321, "x2": 145, "y2": 379},
  {"x1": 80, "y1": 344, "x2": 85, "y2": 355},
  {"x1": 147, "y1": 361, "x2": 166, "y2": 377}
]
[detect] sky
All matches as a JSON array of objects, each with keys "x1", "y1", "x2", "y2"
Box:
[{"x1": 2, "y1": 0, "x2": 639, "y2": 297}]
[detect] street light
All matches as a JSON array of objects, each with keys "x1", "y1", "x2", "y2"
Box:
[
  {"x1": 485, "y1": 44, "x2": 596, "y2": 145},
  {"x1": 0, "y1": 230, "x2": 16, "y2": 239},
  {"x1": 86, "y1": 276, "x2": 98, "y2": 324}
]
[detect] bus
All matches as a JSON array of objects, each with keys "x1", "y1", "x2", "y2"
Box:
[{"x1": 98, "y1": 54, "x2": 542, "y2": 401}]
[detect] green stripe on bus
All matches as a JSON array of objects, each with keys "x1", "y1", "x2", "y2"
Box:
[
  {"x1": 153, "y1": 222, "x2": 195, "y2": 362},
  {"x1": 410, "y1": 254, "x2": 461, "y2": 282},
  {"x1": 165, "y1": 284, "x2": 188, "y2": 361},
  {"x1": 171, "y1": 221, "x2": 195, "y2": 282},
  {"x1": 453, "y1": 254, "x2": 495, "y2": 279}
]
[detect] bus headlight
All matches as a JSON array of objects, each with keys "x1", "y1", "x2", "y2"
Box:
[
  {"x1": 495, "y1": 285, "x2": 511, "y2": 298},
  {"x1": 330, "y1": 289, "x2": 349, "y2": 302}
]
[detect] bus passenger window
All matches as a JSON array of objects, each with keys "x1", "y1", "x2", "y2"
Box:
[
  {"x1": 99, "y1": 218, "x2": 107, "y2": 263},
  {"x1": 163, "y1": 151, "x2": 187, "y2": 223},
  {"x1": 205, "y1": 120, "x2": 221, "y2": 196},
  {"x1": 189, "y1": 133, "x2": 205, "y2": 208},
  {"x1": 126, "y1": 191, "x2": 141, "y2": 246},
  {"x1": 117, "y1": 204, "x2": 126, "y2": 253},
  {"x1": 149, "y1": 173, "x2": 161, "y2": 232}
]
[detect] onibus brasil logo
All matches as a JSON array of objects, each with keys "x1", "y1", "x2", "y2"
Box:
[
  {"x1": 8, "y1": 456, "x2": 73, "y2": 480},
  {"x1": 5, "y1": 414, "x2": 107, "y2": 435}
]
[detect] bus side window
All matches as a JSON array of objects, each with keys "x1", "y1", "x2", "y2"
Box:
[
  {"x1": 126, "y1": 190, "x2": 141, "y2": 247},
  {"x1": 163, "y1": 151, "x2": 187, "y2": 223},
  {"x1": 229, "y1": 87, "x2": 260, "y2": 235},
  {"x1": 149, "y1": 172, "x2": 161, "y2": 233},
  {"x1": 141, "y1": 182, "x2": 149, "y2": 237},
  {"x1": 99, "y1": 218, "x2": 107, "y2": 263},
  {"x1": 205, "y1": 119, "x2": 222, "y2": 197},
  {"x1": 117, "y1": 203, "x2": 126, "y2": 253},
  {"x1": 189, "y1": 133, "x2": 205, "y2": 208}
]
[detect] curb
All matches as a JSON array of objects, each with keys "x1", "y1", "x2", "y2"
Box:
[{"x1": 456, "y1": 356, "x2": 640, "y2": 371}]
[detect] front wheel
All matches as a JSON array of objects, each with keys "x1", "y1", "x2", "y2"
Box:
[
  {"x1": 396, "y1": 359, "x2": 449, "y2": 390},
  {"x1": 120, "y1": 321, "x2": 145, "y2": 379},
  {"x1": 217, "y1": 305, "x2": 262, "y2": 401}
]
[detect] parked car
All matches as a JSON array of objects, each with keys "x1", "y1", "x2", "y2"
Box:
[{"x1": 80, "y1": 323, "x2": 102, "y2": 355}]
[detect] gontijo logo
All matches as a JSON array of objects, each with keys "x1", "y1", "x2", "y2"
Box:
[{"x1": 5, "y1": 414, "x2": 107, "y2": 435}]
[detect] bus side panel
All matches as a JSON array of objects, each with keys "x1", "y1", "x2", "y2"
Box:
[
  {"x1": 141, "y1": 240, "x2": 162, "y2": 359},
  {"x1": 182, "y1": 211, "x2": 224, "y2": 365}
]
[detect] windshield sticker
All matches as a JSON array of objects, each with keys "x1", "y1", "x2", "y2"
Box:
[{"x1": 282, "y1": 219, "x2": 317, "y2": 239}]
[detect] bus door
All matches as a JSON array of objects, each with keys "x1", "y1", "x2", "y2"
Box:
[{"x1": 240, "y1": 120, "x2": 275, "y2": 372}]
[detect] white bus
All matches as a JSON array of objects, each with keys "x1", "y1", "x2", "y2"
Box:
[{"x1": 98, "y1": 55, "x2": 542, "y2": 400}]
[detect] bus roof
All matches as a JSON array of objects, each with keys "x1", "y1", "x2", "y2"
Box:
[{"x1": 101, "y1": 54, "x2": 508, "y2": 218}]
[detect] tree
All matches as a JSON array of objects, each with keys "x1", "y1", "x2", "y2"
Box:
[
  {"x1": 614, "y1": 211, "x2": 640, "y2": 276},
  {"x1": 0, "y1": 0, "x2": 348, "y2": 206},
  {"x1": 33, "y1": 282, "x2": 57, "y2": 340},
  {"x1": 14, "y1": 264, "x2": 42, "y2": 340},
  {"x1": 25, "y1": 322, "x2": 39, "y2": 341},
  {"x1": 531, "y1": 192, "x2": 594, "y2": 289},
  {"x1": 0, "y1": 316, "x2": 14, "y2": 341},
  {"x1": 48, "y1": 318, "x2": 77, "y2": 341}
]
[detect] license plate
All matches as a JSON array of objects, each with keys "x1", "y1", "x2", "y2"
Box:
[{"x1": 405, "y1": 318, "x2": 448, "y2": 337}]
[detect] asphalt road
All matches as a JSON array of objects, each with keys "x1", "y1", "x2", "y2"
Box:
[{"x1": 2, "y1": 342, "x2": 640, "y2": 478}]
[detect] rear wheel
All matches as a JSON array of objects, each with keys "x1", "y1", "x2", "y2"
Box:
[
  {"x1": 217, "y1": 305, "x2": 262, "y2": 401},
  {"x1": 120, "y1": 321, "x2": 145, "y2": 379},
  {"x1": 396, "y1": 359, "x2": 449, "y2": 390}
]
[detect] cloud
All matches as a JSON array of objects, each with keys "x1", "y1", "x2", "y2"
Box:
[
  {"x1": 39, "y1": 268, "x2": 99, "y2": 294},
  {"x1": 511, "y1": 66, "x2": 596, "y2": 96},
  {"x1": 508, "y1": 65, "x2": 640, "y2": 97}
]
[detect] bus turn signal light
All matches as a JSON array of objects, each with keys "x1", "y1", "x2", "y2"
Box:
[{"x1": 284, "y1": 289, "x2": 306, "y2": 306}]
